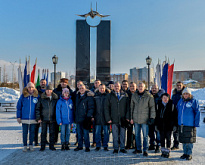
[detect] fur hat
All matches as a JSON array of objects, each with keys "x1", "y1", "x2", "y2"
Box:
[
  {"x1": 60, "y1": 78, "x2": 68, "y2": 83},
  {"x1": 46, "y1": 85, "x2": 53, "y2": 90},
  {"x1": 62, "y1": 88, "x2": 70, "y2": 94},
  {"x1": 182, "y1": 87, "x2": 191, "y2": 95}
]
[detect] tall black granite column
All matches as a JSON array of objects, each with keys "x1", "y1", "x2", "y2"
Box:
[
  {"x1": 96, "y1": 20, "x2": 111, "y2": 83},
  {"x1": 76, "y1": 20, "x2": 90, "y2": 85}
]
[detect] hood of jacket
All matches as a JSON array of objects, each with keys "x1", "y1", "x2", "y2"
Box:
[
  {"x1": 23, "y1": 87, "x2": 38, "y2": 98},
  {"x1": 95, "y1": 88, "x2": 111, "y2": 95},
  {"x1": 76, "y1": 89, "x2": 95, "y2": 97},
  {"x1": 172, "y1": 86, "x2": 186, "y2": 95}
]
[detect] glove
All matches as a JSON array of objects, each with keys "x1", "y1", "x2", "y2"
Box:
[
  {"x1": 173, "y1": 126, "x2": 177, "y2": 132},
  {"x1": 147, "y1": 118, "x2": 155, "y2": 125},
  {"x1": 155, "y1": 126, "x2": 159, "y2": 132},
  {"x1": 17, "y1": 118, "x2": 21, "y2": 124}
]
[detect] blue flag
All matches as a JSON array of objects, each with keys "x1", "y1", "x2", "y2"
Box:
[
  {"x1": 23, "y1": 60, "x2": 27, "y2": 87},
  {"x1": 161, "y1": 63, "x2": 168, "y2": 92}
]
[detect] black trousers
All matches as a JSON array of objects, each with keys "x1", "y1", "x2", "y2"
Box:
[
  {"x1": 55, "y1": 123, "x2": 59, "y2": 143},
  {"x1": 41, "y1": 121, "x2": 55, "y2": 147},
  {"x1": 34, "y1": 123, "x2": 40, "y2": 144},
  {"x1": 126, "y1": 124, "x2": 134, "y2": 148},
  {"x1": 160, "y1": 130, "x2": 172, "y2": 148}
]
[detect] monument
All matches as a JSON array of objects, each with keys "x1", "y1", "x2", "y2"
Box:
[{"x1": 76, "y1": 5, "x2": 111, "y2": 86}]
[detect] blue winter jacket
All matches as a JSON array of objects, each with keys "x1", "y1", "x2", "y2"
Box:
[
  {"x1": 16, "y1": 88, "x2": 39, "y2": 121},
  {"x1": 177, "y1": 97, "x2": 200, "y2": 127},
  {"x1": 56, "y1": 96, "x2": 74, "y2": 125}
]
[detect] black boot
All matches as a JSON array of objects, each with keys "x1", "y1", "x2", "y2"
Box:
[
  {"x1": 49, "y1": 145, "x2": 56, "y2": 151},
  {"x1": 61, "y1": 143, "x2": 65, "y2": 151},
  {"x1": 65, "y1": 143, "x2": 70, "y2": 150}
]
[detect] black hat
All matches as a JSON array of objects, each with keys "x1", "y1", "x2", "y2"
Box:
[
  {"x1": 46, "y1": 85, "x2": 53, "y2": 90},
  {"x1": 161, "y1": 93, "x2": 170, "y2": 99},
  {"x1": 108, "y1": 81, "x2": 114, "y2": 85}
]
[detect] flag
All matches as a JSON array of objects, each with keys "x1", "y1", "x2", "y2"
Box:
[
  {"x1": 23, "y1": 58, "x2": 28, "y2": 87},
  {"x1": 42, "y1": 69, "x2": 44, "y2": 79},
  {"x1": 27, "y1": 56, "x2": 30, "y2": 83},
  {"x1": 167, "y1": 64, "x2": 174, "y2": 96},
  {"x1": 155, "y1": 60, "x2": 161, "y2": 88},
  {"x1": 43, "y1": 69, "x2": 46, "y2": 79},
  {"x1": 30, "y1": 58, "x2": 37, "y2": 83},
  {"x1": 36, "y1": 69, "x2": 40, "y2": 87},
  {"x1": 161, "y1": 63, "x2": 169, "y2": 92},
  {"x1": 18, "y1": 59, "x2": 23, "y2": 94},
  {"x1": 46, "y1": 69, "x2": 49, "y2": 85}
]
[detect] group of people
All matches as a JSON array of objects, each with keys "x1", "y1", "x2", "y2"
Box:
[{"x1": 16, "y1": 78, "x2": 200, "y2": 161}]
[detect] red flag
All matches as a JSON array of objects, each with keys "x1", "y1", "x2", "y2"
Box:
[
  {"x1": 167, "y1": 64, "x2": 174, "y2": 96},
  {"x1": 30, "y1": 58, "x2": 37, "y2": 83}
]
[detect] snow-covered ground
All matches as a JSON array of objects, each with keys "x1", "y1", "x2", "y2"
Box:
[
  {"x1": 190, "y1": 88, "x2": 205, "y2": 105},
  {"x1": 0, "y1": 87, "x2": 20, "y2": 103}
]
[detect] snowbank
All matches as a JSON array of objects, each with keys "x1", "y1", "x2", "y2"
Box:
[
  {"x1": 190, "y1": 88, "x2": 205, "y2": 105},
  {"x1": 0, "y1": 87, "x2": 20, "y2": 103}
]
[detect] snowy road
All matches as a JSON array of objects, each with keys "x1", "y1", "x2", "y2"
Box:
[{"x1": 0, "y1": 111, "x2": 205, "y2": 165}]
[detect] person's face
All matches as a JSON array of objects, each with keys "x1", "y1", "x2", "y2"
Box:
[
  {"x1": 151, "y1": 85, "x2": 159, "y2": 94},
  {"x1": 46, "y1": 90, "x2": 52, "y2": 96},
  {"x1": 122, "y1": 82, "x2": 128, "y2": 90},
  {"x1": 94, "y1": 81, "x2": 101, "y2": 88},
  {"x1": 138, "y1": 84, "x2": 145, "y2": 93},
  {"x1": 162, "y1": 95, "x2": 169, "y2": 103},
  {"x1": 99, "y1": 85, "x2": 106, "y2": 94},
  {"x1": 27, "y1": 85, "x2": 35, "y2": 94},
  {"x1": 40, "y1": 80, "x2": 47, "y2": 89},
  {"x1": 183, "y1": 93, "x2": 190, "y2": 99},
  {"x1": 114, "y1": 83, "x2": 121, "y2": 93},
  {"x1": 61, "y1": 82, "x2": 67, "y2": 88},
  {"x1": 176, "y1": 83, "x2": 183, "y2": 91},
  {"x1": 77, "y1": 81, "x2": 83, "y2": 89},
  {"x1": 130, "y1": 84, "x2": 136, "y2": 93},
  {"x1": 109, "y1": 84, "x2": 114, "y2": 90},
  {"x1": 63, "y1": 92, "x2": 69, "y2": 97},
  {"x1": 79, "y1": 86, "x2": 86, "y2": 94}
]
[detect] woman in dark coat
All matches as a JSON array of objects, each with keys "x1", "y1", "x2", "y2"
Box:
[
  {"x1": 177, "y1": 87, "x2": 200, "y2": 161},
  {"x1": 155, "y1": 93, "x2": 178, "y2": 158}
]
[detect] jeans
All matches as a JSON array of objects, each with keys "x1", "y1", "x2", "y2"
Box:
[
  {"x1": 60, "y1": 124, "x2": 71, "y2": 144},
  {"x1": 77, "y1": 123, "x2": 90, "y2": 148},
  {"x1": 95, "y1": 125, "x2": 109, "y2": 148},
  {"x1": 134, "y1": 123, "x2": 149, "y2": 152},
  {"x1": 22, "y1": 124, "x2": 36, "y2": 146},
  {"x1": 112, "y1": 124, "x2": 125, "y2": 150},
  {"x1": 149, "y1": 124, "x2": 161, "y2": 146},
  {"x1": 41, "y1": 121, "x2": 55, "y2": 147},
  {"x1": 160, "y1": 131, "x2": 172, "y2": 148},
  {"x1": 183, "y1": 143, "x2": 193, "y2": 155}
]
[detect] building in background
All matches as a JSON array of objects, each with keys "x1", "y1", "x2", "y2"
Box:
[
  {"x1": 110, "y1": 73, "x2": 128, "y2": 83},
  {"x1": 130, "y1": 66, "x2": 154, "y2": 84},
  {"x1": 50, "y1": 71, "x2": 66, "y2": 85}
]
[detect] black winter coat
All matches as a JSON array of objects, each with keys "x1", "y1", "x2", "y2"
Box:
[
  {"x1": 53, "y1": 84, "x2": 73, "y2": 99},
  {"x1": 104, "y1": 90, "x2": 130, "y2": 125},
  {"x1": 171, "y1": 86, "x2": 185, "y2": 106},
  {"x1": 179, "y1": 125, "x2": 196, "y2": 143},
  {"x1": 94, "y1": 89, "x2": 110, "y2": 125},
  {"x1": 155, "y1": 100, "x2": 178, "y2": 131},
  {"x1": 75, "y1": 91, "x2": 94, "y2": 124},
  {"x1": 35, "y1": 92, "x2": 58, "y2": 122}
]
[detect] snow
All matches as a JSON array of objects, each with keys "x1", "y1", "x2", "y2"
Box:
[
  {"x1": 183, "y1": 79, "x2": 198, "y2": 85},
  {"x1": 190, "y1": 88, "x2": 205, "y2": 105},
  {"x1": 0, "y1": 87, "x2": 20, "y2": 103}
]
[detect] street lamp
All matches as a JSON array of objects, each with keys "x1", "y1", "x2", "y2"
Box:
[
  {"x1": 146, "y1": 56, "x2": 152, "y2": 90},
  {"x1": 52, "y1": 55, "x2": 58, "y2": 88}
]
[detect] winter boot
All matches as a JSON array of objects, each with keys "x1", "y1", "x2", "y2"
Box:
[
  {"x1": 61, "y1": 143, "x2": 65, "y2": 151},
  {"x1": 65, "y1": 143, "x2": 70, "y2": 150}
]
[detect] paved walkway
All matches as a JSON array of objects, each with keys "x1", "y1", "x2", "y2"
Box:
[{"x1": 0, "y1": 110, "x2": 205, "y2": 165}]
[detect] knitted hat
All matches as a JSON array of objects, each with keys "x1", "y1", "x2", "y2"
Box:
[
  {"x1": 182, "y1": 87, "x2": 191, "y2": 95},
  {"x1": 60, "y1": 78, "x2": 68, "y2": 83},
  {"x1": 62, "y1": 88, "x2": 70, "y2": 94},
  {"x1": 46, "y1": 85, "x2": 53, "y2": 90}
]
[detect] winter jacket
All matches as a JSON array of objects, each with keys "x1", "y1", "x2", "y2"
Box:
[
  {"x1": 75, "y1": 91, "x2": 95, "y2": 124},
  {"x1": 94, "y1": 88, "x2": 110, "y2": 125},
  {"x1": 177, "y1": 96, "x2": 200, "y2": 127},
  {"x1": 35, "y1": 92, "x2": 58, "y2": 122},
  {"x1": 56, "y1": 96, "x2": 74, "y2": 125},
  {"x1": 53, "y1": 84, "x2": 73, "y2": 99},
  {"x1": 131, "y1": 90, "x2": 155, "y2": 124},
  {"x1": 177, "y1": 96, "x2": 200, "y2": 144},
  {"x1": 104, "y1": 90, "x2": 130, "y2": 125},
  {"x1": 171, "y1": 86, "x2": 185, "y2": 106},
  {"x1": 155, "y1": 100, "x2": 178, "y2": 131},
  {"x1": 16, "y1": 87, "x2": 39, "y2": 124}
]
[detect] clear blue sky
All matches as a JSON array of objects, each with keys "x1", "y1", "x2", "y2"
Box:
[{"x1": 0, "y1": 0, "x2": 205, "y2": 76}]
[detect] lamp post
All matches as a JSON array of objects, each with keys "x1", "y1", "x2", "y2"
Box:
[
  {"x1": 52, "y1": 55, "x2": 58, "y2": 89},
  {"x1": 146, "y1": 56, "x2": 152, "y2": 90}
]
